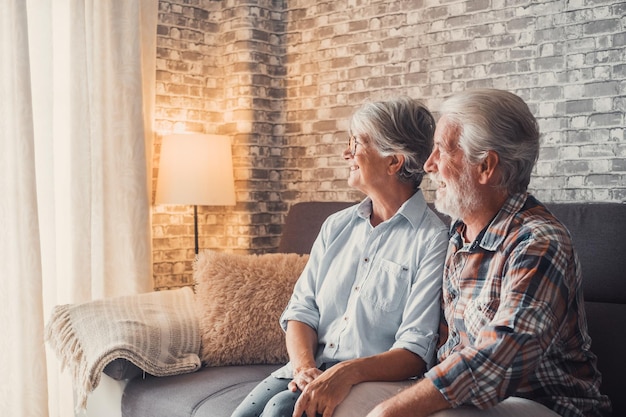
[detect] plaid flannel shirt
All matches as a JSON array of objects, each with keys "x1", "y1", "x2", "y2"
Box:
[{"x1": 425, "y1": 193, "x2": 611, "y2": 417}]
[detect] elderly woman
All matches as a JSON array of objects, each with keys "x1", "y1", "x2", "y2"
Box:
[{"x1": 231, "y1": 97, "x2": 448, "y2": 417}]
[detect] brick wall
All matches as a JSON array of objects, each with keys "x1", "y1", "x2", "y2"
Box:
[{"x1": 152, "y1": 0, "x2": 626, "y2": 289}]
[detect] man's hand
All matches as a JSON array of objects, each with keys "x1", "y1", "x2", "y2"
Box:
[{"x1": 292, "y1": 364, "x2": 355, "y2": 417}]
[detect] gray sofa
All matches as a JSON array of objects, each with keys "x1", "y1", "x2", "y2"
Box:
[{"x1": 118, "y1": 201, "x2": 624, "y2": 417}]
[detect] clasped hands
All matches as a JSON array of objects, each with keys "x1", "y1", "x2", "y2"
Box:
[{"x1": 289, "y1": 364, "x2": 353, "y2": 417}]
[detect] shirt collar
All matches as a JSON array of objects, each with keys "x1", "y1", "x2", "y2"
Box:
[
  {"x1": 357, "y1": 190, "x2": 427, "y2": 229},
  {"x1": 451, "y1": 192, "x2": 529, "y2": 252}
]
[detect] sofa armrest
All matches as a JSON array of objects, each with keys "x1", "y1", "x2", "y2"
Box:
[
  {"x1": 83, "y1": 373, "x2": 128, "y2": 417},
  {"x1": 45, "y1": 287, "x2": 201, "y2": 409},
  {"x1": 103, "y1": 358, "x2": 144, "y2": 381}
]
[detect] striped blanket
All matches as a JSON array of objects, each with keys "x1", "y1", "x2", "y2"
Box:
[{"x1": 45, "y1": 287, "x2": 201, "y2": 409}]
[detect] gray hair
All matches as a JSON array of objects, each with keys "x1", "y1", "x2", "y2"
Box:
[
  {"x1": 440, "y1": 89, "x2": 540, "y2": 194},
  {"x1": 350, "y1": 96, "x2": 435, "y2": 189}
]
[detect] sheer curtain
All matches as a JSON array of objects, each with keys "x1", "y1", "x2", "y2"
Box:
[{"x1": 0, "y1": 0, "x2": 157, "y2": 415}]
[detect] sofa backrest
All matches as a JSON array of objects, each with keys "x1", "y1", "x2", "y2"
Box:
[
  {"x1": 547, "y1": 203, "x2": 626, "y2": 417},
  {"x1": 278, "y1": 201, "x2": 450, "y2": 253},
  {"x1": 545, "y1": 204, "x2": 625, "y2": 304},
  {"x1": 278, "y1": 201, "x2": 354, "y2": 254},
  {"x1": 278, "y1": 201, "x2": 626, "y2": 416}
]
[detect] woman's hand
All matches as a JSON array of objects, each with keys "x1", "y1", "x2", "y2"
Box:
[{"x1": 288, "y1": 366, "x2": 323, "y2": 392}]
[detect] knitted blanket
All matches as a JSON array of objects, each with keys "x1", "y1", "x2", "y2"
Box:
[{"x1": 45, "y1": 287, "x2": 201, "y2": 410}]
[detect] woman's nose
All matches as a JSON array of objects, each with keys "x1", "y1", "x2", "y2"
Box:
[{"x1": 342, "y1": 146, "x2": 352, "y2": 160}]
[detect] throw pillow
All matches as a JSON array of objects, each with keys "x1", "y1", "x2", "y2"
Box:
[{"x1": 194, "y1": 250, "x2": 309, "y2": 366}]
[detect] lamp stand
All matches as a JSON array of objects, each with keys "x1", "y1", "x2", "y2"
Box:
[{"x1": 194, "y1": 205, "x2": 199, "y2": 256}]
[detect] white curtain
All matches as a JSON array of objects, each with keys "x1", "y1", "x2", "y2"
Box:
[{"x1": 0, "y1": 0, "x2": 157, "y2": 415}]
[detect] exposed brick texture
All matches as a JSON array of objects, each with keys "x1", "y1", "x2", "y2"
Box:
[{"x1": 152, "y1": 0, "x2": 626, "y2": 290}]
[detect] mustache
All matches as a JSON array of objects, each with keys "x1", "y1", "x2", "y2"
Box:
[{"x1": 428, "y1": 173, "x2": 442, "y2": 183}]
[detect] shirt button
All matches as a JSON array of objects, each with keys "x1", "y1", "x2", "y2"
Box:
[
  {"x1": 343, "y1": 316, "x2": 348, "y2": 321},
  {"x1": 364, "y1": 257, "x2": 369, "y2": 263},
  {"x1": 329, "y1": 343, "x2": 335, "y2": 348}
]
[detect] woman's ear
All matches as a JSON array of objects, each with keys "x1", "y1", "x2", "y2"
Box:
[
  {"x1": 478, "y1": 150, "x2": 499, "y2": 184},
  {"x1": 388, "y1": 154, "x2": 405, "y2": 175}
]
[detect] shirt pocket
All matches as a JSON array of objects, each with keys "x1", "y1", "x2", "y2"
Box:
[{"x1": 361, "y1": 258, "x2": 408, "y2": 312}]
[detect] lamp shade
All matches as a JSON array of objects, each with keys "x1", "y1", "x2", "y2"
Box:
[{"x1": 155, "y1": 134, "x2": 236, "y2": 206}]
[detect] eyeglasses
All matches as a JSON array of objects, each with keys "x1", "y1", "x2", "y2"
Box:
[{"x1": 348, "y1": 135, "x2": 361, "y2": 157}]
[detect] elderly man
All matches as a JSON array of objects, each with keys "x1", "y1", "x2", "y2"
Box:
[{"x1": 364, "y1": 89, "x2": 611, "y2": 417}]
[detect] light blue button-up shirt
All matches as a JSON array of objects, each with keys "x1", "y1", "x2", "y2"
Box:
[{"x1": 272, "y1": 190, "x2": 448, "y2": 379}]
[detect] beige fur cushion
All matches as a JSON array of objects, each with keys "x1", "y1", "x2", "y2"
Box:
[{"x1": 194, "y1": 250, "x2": 309, "y2": 366}]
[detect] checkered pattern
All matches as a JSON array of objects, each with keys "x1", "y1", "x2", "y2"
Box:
[{"x1": 425, "y1": 193, "x2": 611, "y2": 417}]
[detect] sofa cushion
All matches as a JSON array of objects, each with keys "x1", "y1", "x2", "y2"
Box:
[
  {"x1": 122, "y1": 364, "x2": 280, "y2": 417},
  {"x1": 194, "y1": 250, "x2": 309, "y2": 366}
]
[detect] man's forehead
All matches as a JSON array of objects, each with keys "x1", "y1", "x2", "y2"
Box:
[{"x1": 435, "y1": 116, "x2": 461, "y2": 146}]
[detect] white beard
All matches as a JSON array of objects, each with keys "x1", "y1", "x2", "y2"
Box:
[{"x1": 431, "y1": 163, "x2": 482, "y2": 221}]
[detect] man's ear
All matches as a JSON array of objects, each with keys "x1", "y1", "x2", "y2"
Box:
[
  {"x1": 478, "y1": 150, "x2": 499, "y2": 184},
  {"x1": 388, "y1": 154, "x2": 405, "y2": 175}
]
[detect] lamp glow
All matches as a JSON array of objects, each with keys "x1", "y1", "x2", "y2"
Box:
[{"x1": 155, "y1": 133, "x2": 236, "y2": 254}]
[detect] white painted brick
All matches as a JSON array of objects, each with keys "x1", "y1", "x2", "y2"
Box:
[
  {"x1": 566, "y1": 175, "x2": 586, "y2": 187},
  {"x1": 561, "y1": 146, "x2": 582, "y2": 159},
  {"x1": 564, "y1": 84, "x2": 585, "y2": 99},
  {"x1": 570, "y1": 116, "x2": 588, "y2": 129},
  {"x1": 538, "y1": 102, "x2": 557, "y2": 117}
]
